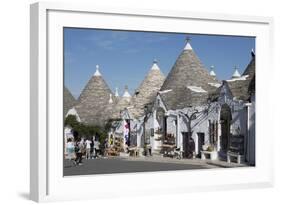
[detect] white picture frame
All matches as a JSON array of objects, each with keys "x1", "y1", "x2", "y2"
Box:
[{"x1": 30, "y1": 2, "x2": 274, "y2": 202}]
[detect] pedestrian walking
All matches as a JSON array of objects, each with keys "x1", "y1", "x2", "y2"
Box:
[
  {"x1": 94, "y1": 137, "x2": 100, "y2": 158},
  {"x1": 85, "y1": 138, "x2": 92, "y2": 160},
  {"x1": 66, "y1": 138, "x2": 76, "y2": 165},
  {"x1": 90, "y1": 138, "x2": 94, "y2": 159},
  {"x1": 74, "y1": 139, "x2": 84, "y2": 165}
]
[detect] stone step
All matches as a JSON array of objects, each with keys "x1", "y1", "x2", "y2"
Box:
[
  {"x1": 151, "y1": 150, "x2": 163, "y2": 157},
  {"x1": 119, "y1": 152, "x2": 130, "y2": 157}
]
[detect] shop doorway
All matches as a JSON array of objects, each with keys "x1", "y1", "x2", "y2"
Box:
[
  {"x1": 182, "y1": 132, "x2": 195, "y2": 158},
  {"x1": 197, "y1": 132, "x2": 205, "y2": 157},
  {"x1": 220, "y1": 104, "x2": 232, "y2": 152}
]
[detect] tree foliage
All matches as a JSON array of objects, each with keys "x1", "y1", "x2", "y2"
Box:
[{"x1": 64, "y1": 115, "x2": 106, "y2": 144}]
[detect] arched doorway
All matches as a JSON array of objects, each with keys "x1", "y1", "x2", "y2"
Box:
[
  {"x1": 220, "y1": 104, "x2": 232, "y2": 152},
  {"x1": 155, "y1": 107, "x2": 167, "y2": 154},
  {"x1": 156, "y1": 107, "x2": 166, "y2": 137}
]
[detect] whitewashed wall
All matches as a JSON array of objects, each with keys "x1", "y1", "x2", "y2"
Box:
[
  {"x1": 230, "y1": 105, "x2": 247, "y2": 137},
  {"x1": 181, "y1": 105, "x2": 219, "y2": 154},
  {"x1": 248, "y1": 94, "x2": 256, "y2": 165},
  {"x1": 125, "y1": 83, "x2": 255, "y2": 160},
  {"x1": 166, "y1": 115, "x2": 177, "y2": 137},
  {"x1": 145, "y1": 113, "x2": 154, "y2": 147}
]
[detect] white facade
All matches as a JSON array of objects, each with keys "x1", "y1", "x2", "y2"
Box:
[
  {"x1": 246, "y1": 93, "x2": 256, "y2": 165},
  {"x1": 115, "y1": 85, "x2": 255, "y2": 165}
]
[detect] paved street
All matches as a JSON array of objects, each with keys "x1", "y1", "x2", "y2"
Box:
[{"x1": 64, "y1": 156, "x2": 245, "y2": 176}]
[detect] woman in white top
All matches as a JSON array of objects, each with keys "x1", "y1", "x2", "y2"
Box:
[
  {"x1": 85, "y1": 139, "x2": 92, "y2": 160},
  {"x1": 66, "y1": 138, "x2": 75, "y2": 161}
]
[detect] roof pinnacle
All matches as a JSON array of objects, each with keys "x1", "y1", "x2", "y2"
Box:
[
  {"x1": 251, "y1": 48, "x2": 255, "y2": 58},
  {"x1": 115, "y1": 87, "x2": 119, "y2": 97},
  {"x1": 232, "y1": 65, "x2": 241, "y2": 79},
  {"x1": 109, "y1": 93, "x2": 113, "y2": 103},
  {"x1": 94, "y1": 64, "x2": 101, "y2": 76},
  {"x1": 210, "y1": 65, "x2": 216, "y2": 77},
  {"x1": 183, "y1": 36, "x2": 193, "y2": 50},
  {"x1": 151, "y1": 59, "x2": 160, "y2": 70},
  {"x1": 123, "y1": 85, "x2": 131, "y2": 98}
]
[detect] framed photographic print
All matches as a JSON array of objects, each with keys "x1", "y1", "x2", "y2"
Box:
[{"x1": 30, "y1": 2, "x2": 274, "y2": 202}]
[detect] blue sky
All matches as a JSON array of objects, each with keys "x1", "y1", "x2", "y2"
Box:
[{"x1": 64, "y1": 28, "x2": 255, "y2": 99}]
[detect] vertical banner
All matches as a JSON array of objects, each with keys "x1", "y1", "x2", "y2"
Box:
[{"x1": 124, "y1": 119, "x2": 130, "y2": 146}]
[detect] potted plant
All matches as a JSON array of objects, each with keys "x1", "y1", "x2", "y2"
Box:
[
  {"x1": 207, "y1": 145, "x2": 214, "y2": 152},
  {"x1": 202, "y1": 144, "x2": 209, "y2": 151}
]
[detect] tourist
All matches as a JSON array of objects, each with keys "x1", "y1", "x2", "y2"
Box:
[
  {"x1": 104, "y1": 137, "x2": 108, "y2": 149},
  {"x1": 94, "y1": 137, "x2": 100, "y2": 158},
  {"x1": 90, "y1": 138, "x2": 94, "y2": 159},
  {"x1": 74, "y1": 138, "x2": 84, "y2": 165},
  {"x1": 109, "y1": 134, "x2": 113, "y2": 147},
  {"x1": 85, "y1": 138, "x2": 92, "y2": 160},
  {"x1": 81, "y1": 138, "x2": 86, "y2": 157},
  {"x1": 66, "y1": 138, "x2": 76, "y2": 165}
]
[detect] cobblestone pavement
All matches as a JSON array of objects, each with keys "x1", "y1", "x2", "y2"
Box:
[{"x1": 64, "y1": 156, "x2": 247, "y2": 176}]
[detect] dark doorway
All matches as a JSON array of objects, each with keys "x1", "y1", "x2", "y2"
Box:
[
  {"x1": 182, "y1": 132, "x2": 195, "y2": 158},
  {"x1": 130, "y1": 122, "x2": 137, "y2": 146},
  {"x1": 197, "y1": 132, "x2": 205, "y2": 158},
  {"x1": 220, "y1": 104, "x2": 232, "y2": 152}
]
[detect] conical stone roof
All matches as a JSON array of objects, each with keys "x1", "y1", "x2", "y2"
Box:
[
  {"x1": 98, "y1": 93, "x2": 120, "y2": 122},
  {"x1": 75, "y1": 65, "x2": 114, "y2": 125},
  {"x1": 242, "y1": 55, "x2": 255, "y2": 78},
  {"x1": 226, "y1": 55, "x2": 255, "y2": 101},
  {"x1": 64, "y1": 86, "x2": 77, "y2": 116},
  {"x1": 111, "y1": 86, "x2": 132, "y2": 118},
  {"x1": 129, "y1": 60, "x2": 165, "y2": 118},
  {"x1": 159, "y1": 40, "x2": 219, "y2": 110}
]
